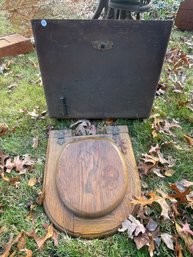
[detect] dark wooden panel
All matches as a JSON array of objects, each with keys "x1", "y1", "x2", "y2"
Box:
[{"x1": 32, "y1": 20, "x2": 172, "y2": 118}]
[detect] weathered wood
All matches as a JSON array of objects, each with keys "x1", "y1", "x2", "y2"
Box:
[
  {"x1": 56, "y1": 138, "x2": 128, "y2": 218},
  {"x1": 175, "y1": 0, "x2": 193, "y2": 31},
  {"x1": 43, "y1": 126, "x2": 141, "y2": 238},
  {"x1": 0, "y1": 34, "x2": 33, "y2": 58}
]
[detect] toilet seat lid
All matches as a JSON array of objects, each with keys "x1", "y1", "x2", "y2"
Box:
[{"x1": 56, "y1": 138, "x2": 128, "y2": 218}]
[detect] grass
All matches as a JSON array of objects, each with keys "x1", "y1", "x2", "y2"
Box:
[{"x1": 0, "y1": 1, "x2": 193, "y2": 257}]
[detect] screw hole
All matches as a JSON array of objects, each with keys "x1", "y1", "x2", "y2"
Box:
[{"x1": 100, "y1": 43, "x2": 106, "y2": 50}]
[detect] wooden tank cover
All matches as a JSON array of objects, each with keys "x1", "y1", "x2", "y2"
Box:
[{"x1": 43, "y1": 126, "x2": 141, "y2": 238}]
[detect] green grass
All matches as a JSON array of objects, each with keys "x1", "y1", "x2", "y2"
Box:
[{"x1": 0, "y1": 1, "x2": 193, "y2": 257}]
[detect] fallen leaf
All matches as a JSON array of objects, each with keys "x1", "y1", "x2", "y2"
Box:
[
  {"x1": 0, "y1": 172, "x2": 10, "y2": 182},
  {"x1": 156, "y1": 83, "x2": 167, "y2": 96},
  {"x1": 28, "y1": 177, "x2": 37, "y2": 187},
  {"x1": 70, "y1": 120, "x2": 96, "y2": 136},
  {"x1": 164, "y1": 169, "x2": 175, "y2": 177},
  {"x1": 0, "y1": 123, "x2": 8, "y2": 136},
  {"x1": 43, "y1": 223, "x2": 59, "y2": 247},
  {"x1": 5, "y1": 158, "x2": 15, "y2": 173},
  {"x1": 105, "y1": 119, "x2": 115, "y2": 125},
  {"x1": 0, "y1": 151, "x2": 9, "y2": 170},
  {"x1": 151, "y1": 116, "x2": 181, "y2": 138},
  {"x1": 134, "y1": 233, "x2": 149, "y2": 249},
  {"x1": 176, "y1": 223, "x2": 193, "y2": 254},
  {"x1": 156, "y1": 197, "x2": 171, "y2": 220},
  {"x1": 19, "y1": 108, "x2": 46, "y2": 119},
  {"x1": 118, "y1": 215, "x2": 145, "y2": 239},
  {"x1": 27, "y1": 224, "x2": 54, "y2": 249},
  {"x1": 1, "y1": 233, "x2": 14, "y2": 257},
  {"x1": 169, "y1": 184, "x2": 190, "y2": 204},
  {"x1": 181, "y1": 223, "x2": 193, "y2": 237},
  {"x1": 148, "y1": 144, "x2": 160, "y2": 154},
  {"x1": 184, "y1": 135, "x2": 193, "y2": 146},
  {"x1": 146, "y1": 219, "x2": 158, "y2": 232},
  {"x1": 24, "y1": 249, "x2": 33, "y2": 257},
  {"x1": 148, "y1": 236, "x2": 155, "y2": 257},
  {"x1": 152, "y1": 168, "x2": 165, "y2": 178},
  {"x1": 36, "y1": 192, "x2": 44, "y2": 205},
  {"x1": 52, "y1": 229, "x2": 59, "y2": 247},
  {"x1": 132, "y1": 192, "x2": 171, "y2": 220},
  {"x1": 9, "y1": 251, "x2": 16, "y2": 257},
  {"x1": 175, "y1": 241, "x2": 184, "y2": 257},
  {"x1": 32, "y1": 136, "x2": 39, "y2": 149},
  {"x1": 161, "y1": 233, "x2": 174, "y2": 250},
  {"x1": 17, "y1": 233, "x2": 26, "y2": 250}
]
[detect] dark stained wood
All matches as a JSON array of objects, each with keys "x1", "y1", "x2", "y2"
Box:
[
  {"x1": 43, "y1": 126, "x2": 141, "y2": 238},
  {"x1": 56, "y1": 138, "x2": 128, "y2": 218},
  {"x1": 175, "y1": 0, "x2": 193, "y2": 31}
]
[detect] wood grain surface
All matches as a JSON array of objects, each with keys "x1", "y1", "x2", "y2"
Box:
[
  {"x1": 56, "y1": 138, "x2": 128, "y2": 218},
  {"x1": 43, "y1": 126, "x2": 141, "y2": 238}
]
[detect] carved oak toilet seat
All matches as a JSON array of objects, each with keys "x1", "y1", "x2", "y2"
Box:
[{"x1": 43, "y1": 126, "x2": 141, "y2": 238}]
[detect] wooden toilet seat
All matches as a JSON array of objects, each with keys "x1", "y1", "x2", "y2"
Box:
[
  {"x1": 56, "y1": 138, "x2": 128, "y2": 218},
  {"x1": 43, "y1": 126, "x2": 141, "y2": 238}
]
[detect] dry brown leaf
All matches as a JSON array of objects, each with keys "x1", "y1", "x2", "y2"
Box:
[
  {"x1": 9, "y1": 176, "x2": 20, "y2": 186},
  {"x1": 14, "y1": 156, "x2": 26, "y2": 174},
  {"x1": 52, "y1": 230, "x2": 59, "y2": 247},
  {"x1": 152, "y1": 168, "x2": 165, "y2": 178},
  {"x1": 0, "y1": 151, "x2": 9, "y2": 170},
  {"x1": 24, "y1": 249, "x2": 33, "y2": 257},
  {"x1": 146, "y1": 219, "x2": 158, "y2": 232},
  {"x1": 175, "y1": 242, "x2": 184, "y2": 257},
  {"x1": 176, "y1": 223, "x2": 193, "y2": 254},
  {"x1": 151, "y1": 116, "x2": 181, "y2": 137},
  {"x1": 161, "y1": 233, "x2": 174, "y2": 250},
  {"x1": 70, "y1": 120, "x2": 96, "y2": 136},
  {"x1": 0, "y1": 123, "x2": 8, "y2": 136},
  {"x1": 118, "y1": 215, "x2": 145, "y2": 239},
  {"x1": 131, "y1": 192, "x2": 160, "y2": 206},
  {"x1": 5, "y1": 155, "x2": 35, "y2": 174},
  {"x1": 17, "y1": 233, "x2": 26, "y2": 250},
  {"x1": 134, "y1": 233, "x2": 149, "y2": 250},
  {"x1": 184, "y1": 134, "x2": 193, "y2": 146},
  {"x1": 27, "y1": 224, "x2": 54, "y2": 249},
  {"x1": 0, "y1": 172, "x2": 10, "y2": 182},
  {"x1": 156, "y1": 197, "x2": 170, "y2": 220},
  {"x1": 36, "y1": 192, "x2": 44, "y2": 205},
  {"x1": 9, "y1": 251, "x2": 16, "y2": 257},
  {"x1": 164, "y1": 169, "x2": 175, "y2": 177},
  {"x1": 148, "y1": 236, "x2": 155, "y2": 257},
  {"x1": 5, "y1": 158, "x2": 15, "y2": 173},
  {"x1": 169, "y1": 184, "x2": 190, "y2": 204},
  {"x1": 28, "y1": 177, "x2": 37, "y2": 187},
  {"x1": 1, "y1": 233, "x2": 14, "y2": 257},
  {"x1": 132, "y1": 191, "x2": 171, "y2": 220},
  {"x1": 148, "y1": 144, "x2": 160, "y2": 154},
  {"x1": 181, "y1": 223, "x2": 193, "y2": 237},
  {"x1": 179, "y1": 179, "x2": 193, "y2": 189},
  {"x1": 43, "y1": 223, "x2": 59, "y2": 247}
]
